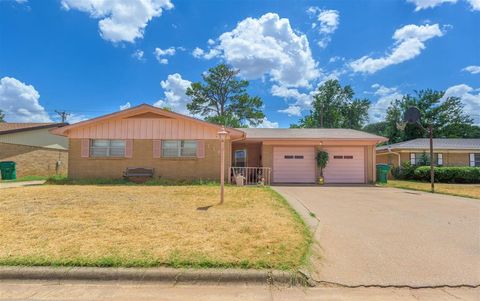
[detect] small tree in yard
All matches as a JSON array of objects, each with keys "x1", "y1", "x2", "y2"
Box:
[
  {"x1": 316, "y1": 151, "x2": 329, "y2": 184},
  {"x1": 186, "y1": 64, "x2": 264, "y2": 127}
]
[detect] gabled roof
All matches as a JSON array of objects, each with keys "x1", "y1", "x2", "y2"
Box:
[
  {"x1": 0, "y1": 123, "x2": 67, "y2": 135},
  {"x1": 238, "y1": 128, "x2": 388, "y2": 141},
  {"x1": 377, "y1": 138, "x2": 480, "y2": 151},
  {"x1": 51, "y1": 104, "x2": 245, "y2": 138}
]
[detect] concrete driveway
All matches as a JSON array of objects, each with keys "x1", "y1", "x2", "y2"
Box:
[{"x1": 273, "y1": 186, "x2": 480, "y2": 287}]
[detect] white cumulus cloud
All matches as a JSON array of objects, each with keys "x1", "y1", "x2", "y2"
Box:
[
  {"x1": 368, "y1": 84, "x2": 403, "y2": 123},
  {"x1": 131, "y1": 50, "x2": 144, "y2": 61},
  {"x1": 154, "y1": 47, "x2": 176, "y2": 64},
  {"x1": 120, "y1": 102, "x2": 131, "y2": 110},
  {"x1": 462, "y1": 65, "x2": 480, "y2": 74},
  {"x1": 307, "y1": 7, "x2": 340, "y2": 48},
  {"x1": 350, "y1": 24, "x2": 444, "y2": 74},
  {"x1": 61, "y1": 0, "x2": 173, "y2": 43},
  {"x1": 441, "y1": 84, "x2": 480, "y2": 124},
  {"x1": 154, "y1": 73, "x2": 192, "y2": 114},
  {"x1": 255, "y1": 117, "x2": 279, "y2": 128},
  {"x1": 0, "y1": 77, "x2": 52, "y2": 122},
  {"x1": 406, "y1": 0, "x2": 457, "y2": 11},
  {"x1": 407, "y1": 0, "x2": 480, "y2": 10},
  {"x1": 193, "y1": 13, "x2": 319, "y2": 88}
]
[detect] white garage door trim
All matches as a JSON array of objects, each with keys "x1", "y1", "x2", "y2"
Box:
[
  {"x1": 322, "y1": 147, "x2": 366, "y2": 184},
  {"x1": 273, "y1": 146, "x2": 316, "y2": 183}
]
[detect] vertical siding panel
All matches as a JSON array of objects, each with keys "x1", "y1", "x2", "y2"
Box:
[
  {"x1": 165, "y1": 119, "x2": 171, "y2": 139},
  {"x1": 171, "y1": 120, "x2": 178, "y2": 138},
  {"x1": 152, "y1": 120, "x2": 159, "y2": 139},
  {"x1": 159, "y1": 119, "x2": 165, "y2": 139},
  {"x1": 178, "y1": 120, "x2": 184, "y2": 139},
  {"x1": 128, "y1": 120, "x2": 134, "y2": 139},
  {"x1": 146, "y1": 119, "x2": 153, "y2": 139},
  {"x1": 134, "y1": 119, "x2": 141, "y2": 138},
  {"x1": 108, "y1": 120, "x2": 115, "y2": 138}
]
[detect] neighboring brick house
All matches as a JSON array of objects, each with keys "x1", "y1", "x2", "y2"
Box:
[
  {"x1": 0, "y1": 123, "x2": 68, "y2": 178},
  {"x1": 376, "y1": 138, "x2": 480, "y2": 169},
  {"x1": 52, "y1": 104, "x2": 388, "y2": 184}
]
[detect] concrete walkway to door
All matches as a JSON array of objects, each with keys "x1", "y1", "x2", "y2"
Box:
[{"x1": 273, "y1": 185, "x2": 480, "y2": 287}]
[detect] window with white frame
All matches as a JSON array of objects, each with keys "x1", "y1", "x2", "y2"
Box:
[
  {"x1": 234, "y1": 149, "x2": 246, "y2": 167},
  {"x1": 410, "y1": 152, "x2": 443, "y2": 166},
  {"x1": 162, "y1": 140, "x2": 197, "y2": 157},
  {"x1": 90, "y1": 139, "x2": 126, "y2": 157},
  {"x1": 470, "y1": 153, "x2": 480, "y2": 167}
]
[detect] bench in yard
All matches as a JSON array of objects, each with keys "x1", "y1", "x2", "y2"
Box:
[{"x1": 123, "y1": 167, "x2": 155, "y2": 183}]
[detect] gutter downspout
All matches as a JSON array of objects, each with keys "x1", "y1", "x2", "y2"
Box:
[{"x1": 387, "y1": 146, "x2": 401, "y2": 167}]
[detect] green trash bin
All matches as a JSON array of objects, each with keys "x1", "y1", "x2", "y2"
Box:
[
  {"x1": 0, "y1": 161, "x2": 16, "y2": 180},
  {"x1": 376, "y1": 164, "x2": 390, "y2": 184}
]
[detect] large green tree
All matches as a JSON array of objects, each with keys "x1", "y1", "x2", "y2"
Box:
[
  {"x1": 380, "y1": 90, "x2": 479, "y2": 141},
  {"x1": 0, "y1": 109, "x2": 4, "y2": 122},
  {"x1": 186, "y1": 64, "x2": 264, "y2": 127},
  {"x1": 293, "y1": 80, "x2": 370, "y2": 129}
]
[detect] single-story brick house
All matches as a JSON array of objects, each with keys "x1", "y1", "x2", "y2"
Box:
[
  {"x1": 0, "y1": 122, "x2": 68, "y2": 178},
  {"x1": 51, "y1": 104, "x2": 387, "y2": 184},
  {"x1": 376, "y1": 138, "x2": 480, "y2": 168}
]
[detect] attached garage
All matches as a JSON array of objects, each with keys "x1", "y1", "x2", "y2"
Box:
[
  {"x1": 322, "y1": 147, "x2": 365, "y2": 183},
  {"x1": 273, "y1": 146, "x2": 316, "y2": 183}
]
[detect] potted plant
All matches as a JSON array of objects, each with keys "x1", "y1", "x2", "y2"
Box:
[{"x1": 316, "y1": 150, "x2": 329, "y2": 185}]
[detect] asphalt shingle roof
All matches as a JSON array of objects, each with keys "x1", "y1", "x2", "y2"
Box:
[
  {"x1": 0, "y1": 123, "x2": 66, "y2": 135},
  {"x1": 377, "y1": 138, "x2": 480, "y2": 151},
  {"x1": 238, "y1": 128, "x2": 387, "y2": 140}
]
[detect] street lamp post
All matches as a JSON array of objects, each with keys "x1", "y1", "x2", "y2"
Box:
[{"x1": 218, "y1": 127, "x2": 228, "y2": 204}]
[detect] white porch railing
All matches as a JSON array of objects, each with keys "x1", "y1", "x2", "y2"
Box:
[{"x1": 229, "y1": 167, "x2": 271, "y2": 186}]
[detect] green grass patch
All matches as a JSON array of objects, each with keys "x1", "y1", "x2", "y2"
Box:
[
  {"x1": 46, "y1": 175, "x2": 219, "y2": 186},
  {"x1": 0, "y1": 175, "x2": 48, "y2": 182}
]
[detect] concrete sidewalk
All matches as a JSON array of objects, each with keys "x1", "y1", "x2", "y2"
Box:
[
  {"x1": 0, "y1": 180, "x2": 46, "y2": 189},
  {"x1": 0, "y1": 280, "x2": 478, "y2": 301}
]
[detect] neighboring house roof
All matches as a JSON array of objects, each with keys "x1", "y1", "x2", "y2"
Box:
[
  {"x1": 0, "y1": 123, "x2": 68, "y2": 150},
  {"x1": 0, "y1": 123, "x2": 66, "y2": 135},
  {"x1": 377, "y1": 138, "x2": 480, "y2": 152},
  {"x1": 238, "y1": 128, "x2": 388, "y2": 141}
]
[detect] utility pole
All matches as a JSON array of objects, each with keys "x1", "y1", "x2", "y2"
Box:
[{"x1": 55, "y1": 110, "x2": 70, "y2": 123}]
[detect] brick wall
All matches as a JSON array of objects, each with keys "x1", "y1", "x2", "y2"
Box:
[
  {"x1": 0, "y1": 142, "x2": 68, "y2": 178},
  {"x1": 68, "y1": 139, "x2": 231, "y2": 180}
]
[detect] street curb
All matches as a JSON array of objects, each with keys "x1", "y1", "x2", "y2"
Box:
[{"x1": 0, "y1": 266, "x2": 307, "y2": 286}]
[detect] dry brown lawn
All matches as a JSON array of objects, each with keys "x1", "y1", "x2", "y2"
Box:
[
  {"x1": 0, "y1": 185, "x2": 310, "y2": 270},
  {"x1": 384, "y1": 180, "x2": 480, "y2": 199}
]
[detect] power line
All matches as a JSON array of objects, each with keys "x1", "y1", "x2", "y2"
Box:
[{"x1": 54, "y1": 110, "x2": 70, "y2": 123}]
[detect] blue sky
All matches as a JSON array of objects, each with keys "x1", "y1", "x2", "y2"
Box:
[{"x1": 0, "y1": 0, "x2": 479, "y2": 127}]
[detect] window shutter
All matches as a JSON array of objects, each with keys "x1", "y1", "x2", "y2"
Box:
[
  {"x1": 81, "y1": 139, "x2": 90, "y2": 158},
  {"x1": 196, "y1": 140, "x2": 205, "y2": 158},
  {"x1": 470, "y1": 154, "x2": 475, "y2": 167},
  {"x1": 153, "y1": 140, "x2": 162, "y2": 158},
  {"x1": 410, "y1": 153, "x2": 416, "y2": 165},
  {"x1": 125, "y1": 140, "x2": 133, "y2": 158}
]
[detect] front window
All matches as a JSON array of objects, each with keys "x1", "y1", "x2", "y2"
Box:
[
  {"x1": 162, "y1": 140, "x2": 197, "y2": 157},
  {"x1": 471, "y1": 153, "x2": 480, "y2": 167},
  {"x1": 234, "y1": 149, "x2": 246, "y2": 167},
  {"x1": 411, "y1": 152, "x2": 443, "y2": 166},
  {"x1": 90, "y1": 139, "x2": 125, "y2": 157}
]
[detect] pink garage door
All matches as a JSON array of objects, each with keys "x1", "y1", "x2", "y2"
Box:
[
  {"x1": 273, "y1": 147, "x2": 316, "y2": 183},
  {"x1": 322, "y1": 147, "x2": 365, "y2": 183}
]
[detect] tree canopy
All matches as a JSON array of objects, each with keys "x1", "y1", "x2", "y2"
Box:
[
  {"x1": 186, "y1": 64, "x2": 264, "y2": 127},
  {"x1": 363, "y1": 90, "x2": 479, "y2": 142},
  {"x1": 0, "y1": 110, "x2": 4, "y2": 122},
  {"x1": 292, "y1": 80, "x2": 370, "y2": 129}
]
